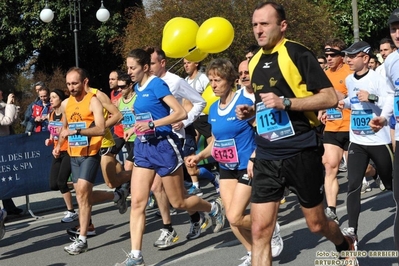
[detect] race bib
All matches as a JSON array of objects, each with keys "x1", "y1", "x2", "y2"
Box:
[
  {"x1": 121, "y1": 109, "x2": 135, "y2": 129},
  {"x1": 48, "y1": 121, "x2": 63, "y2": 140},
  {"x1": 256, "y1": 102, "x2": 295, "y2": 141},
  {"x1": 135, "y1": 112, "x2": 156, "y2": 142},
  {"x1": 68, "y1": 122, "x2": 89, "y2": 147},
  {"x1": 211, "y1": 139, "x2": 239, "y2": 170},
  {"x1": 326, "y1": 108, "x2": 342, "y2": 120},
  {"x1": 351, "y1": 109, "x2": 374, "y2": 135}
]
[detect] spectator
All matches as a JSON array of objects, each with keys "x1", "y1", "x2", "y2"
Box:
[
  {"x1": 30, "y1": 87, "x2": 51, "y2": 132},
  {"x1": 21, "y1": 81, "x2": 44, "y2": 133},
  {"x1": 0, "y1": 89, "x2": 23, "y2": 216}
]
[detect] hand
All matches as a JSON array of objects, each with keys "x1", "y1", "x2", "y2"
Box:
[
  {"x1": 124, "y1": 127, "x2": 134, "y2": 141},
  {"x1": 134, "y1": 121, "x2": 150, "y2": 133},
  {"x1": 247, "y1": 159, "x2": 254, "y2": 179},
  {"x1": 236, "y1": 104, "x2": 254, "y2": 120},
  {"x1": 52, "y1": 147, "x2": 60, "y2": 158},
  {"x1": 356, "y1": 90, "x2": 369, "y2": 102},
  {"x1": 337, "y1": 100, "x2": 345, "y2": 110},
  {"x1": 259, "y1": 92, "x2": 285, "y2": 110},
  {"x1": 7, "y1": 94, "x2": 14, "y2": 104},
  {"x1": 369, "y1": 116, "x2": 386, "y2": 132},
  {"x1": 184, "y1": 157, "x2": 199, "y2": 176},
  {"x1": 45, "y1": 138, "x2": 53, "y2": 146},
  {"x1": 172, "y1": 121, "x2": 184, "y2": 130},
  {"x1": 318, "y1": 110, "x2": 327, "y2": 125}
]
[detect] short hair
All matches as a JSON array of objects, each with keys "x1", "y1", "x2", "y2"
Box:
[
  {"x1": 38, "y1": 86, "x2": 50, "y2": 96},
  {"x1": 118, "y1": 73, "x2": 133, "y2": 86},
  {"x1": 144, "y1": 46, "x2": 166, "y2": 61},
  {"x1": 111, "y1": 69, "x2": 123, "y2": 78},
  {"x1": 246, "y1": 44, "x2": 260, "y2": 54},
  {"x1": 254, "y1": 1, "x2": 286, "y2": 24},
  {"x1": 33, "y1": 81, "x2": 46, "y2": 90},
  {"x1": 317, "y1": 55, "x2": 327, "y2": 63},
  {"x1": 206, "y1": 58, "x2": 238, "y2": 89},
  {"x1": 325, "y1": 38, "x2": 347, "y2": 51},
  {"x1": 127, "y1": 49, "x2": 151, "y2": 68},
  {"x1": 379, "y1": 38, "x2": 396, "y2": 50},
  {"x1": 66, "y1": 67, "x2": 89, "y2": 82}
]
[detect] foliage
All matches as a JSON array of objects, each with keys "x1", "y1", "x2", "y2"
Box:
[
  {"x1": 119, "y1": 0, "x2": 338, "y2": 74},
  {"x1": 313, "y1": 0, "x2": 398, "y2": 49}
]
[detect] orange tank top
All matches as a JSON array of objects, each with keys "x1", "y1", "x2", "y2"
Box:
[{"x1": 65, "y1": 92, "x2": 102, "y2": 157}]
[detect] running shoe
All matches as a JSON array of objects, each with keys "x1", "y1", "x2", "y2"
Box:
[
  {"x1": 153, "y1": 228, "x2": 179, "y2": 249},
  {"x1": 375, "y1": 176, "x2": 386, "y2": 191},
  {"x1": 0, "y1": 209, "x2": 7, "y2": 240},
  {"x1": 361, "y1": 180, "x2": 371, "y2": 194},
  {"x1": 67, "y1": 223, "x2": 96, "y2": 236},
  {"x1": 210, "y1": 198, "x2": 225, "y2": 233},
  {"x1": 115, "y1": 187, "x2": 129, "y2": 214},
  {"x1": 186, "y1": 212, "x2": 209, "y2": 240},
  {"x1": 187, "y1": 185, "x2": 203, "y2": 196},
  {"x1": 114, "y1": 253, "x2": 145, "y2": 266},
  {"x1": 61, "y1": 211, "x2": 79, "y2": 223},
  {"x1": 238, "y1": 253, "x2": 251, "y2": 266},
  {"x1": 271, "y1": 222, "x2": 284, "y2": 257},
  {"x1": 64, "y1": 237, "x2": 88, "y2": 255},
  {"x1": 341, "y1": 227, "x2": 359, "y2": 265},
  {"x1": 325, "y1": 207, "x2": 339, "y2": 224},
  {"x1": 338, "y1": 158, "x2": 347, "y2": 172}
]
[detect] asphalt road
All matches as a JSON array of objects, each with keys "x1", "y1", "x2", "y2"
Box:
[{"x1": 1, "y1": 172, "x2": 398, "y2": 266}]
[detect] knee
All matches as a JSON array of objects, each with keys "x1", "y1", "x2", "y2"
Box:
[
  {"x1": 105, "y1": 180, "x2": 117, "y2": 189},
  {"x1": 226, "y1": 212, "x2": 243, "y2": 227},
  {"x1": 307, "y1": 219, "x2": 325, "y2": 234},
  {"x1": 169, "y1": 199, "x2": 186, "y2": 210}
]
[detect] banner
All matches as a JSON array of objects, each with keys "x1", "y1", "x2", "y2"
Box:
[{"x1": 0, "y1": 132, "x2": 53, "y2": 199}]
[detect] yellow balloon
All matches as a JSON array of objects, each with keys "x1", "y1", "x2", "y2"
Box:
[
  {"x1": 162, "y1": 18, "x2": 199, "y2": 58},
  {"x1": 202, "y1": 84, "x2": 219, "y2": 115},
  {"x1": 196, "y1": 17, "x2": 234, "y2": 54},
  {"x1": 184, "y1": 48, "x2": 208, "y2": 62}
]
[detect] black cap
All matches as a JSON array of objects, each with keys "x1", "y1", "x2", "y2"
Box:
[
  {"x1": 388, "y1": 8, "x2": 399, "y2": 25},
  {"x1": 342, "y1": 41, "x2": 372, "y2": 55}
]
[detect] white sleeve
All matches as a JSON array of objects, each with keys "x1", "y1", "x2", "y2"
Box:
[
  {"x1": 176, "y1": 79, "x2": 206, "y2": 127},
  {"x1": 0, "y1": 104, "x2": 17, "y2": 126}
]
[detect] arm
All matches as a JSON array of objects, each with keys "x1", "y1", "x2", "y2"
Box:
[
  {"x1": 177, "y1": 79, "x2": 206, "y2": 127},
  {"x1": 0, "y1": 94, "x2": 17, "y2": 125},
  {"x1": 153, "y1": 95, "x2": 187, "y2": 128},
  {"x1": 186, "y1": 136, "x2": 215, "y2": 166},
  {"x1": 95, "y1": 90, "x2": 123, "y2": 128}
]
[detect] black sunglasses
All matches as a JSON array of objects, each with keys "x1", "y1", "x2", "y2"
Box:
[
  {"x1": 325, "y1": 53, "x2": 340, "y2": 58},
  {"x1": 118, "y1": 84, "x2": 128, "y2": 89}
]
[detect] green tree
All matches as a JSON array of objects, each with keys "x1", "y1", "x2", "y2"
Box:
[
  {"x1": 314, "y1": 0, "x2": 397, "y2": 48},
  {"x1": 119, "y1": 0, "x2": 337, "y2": 71}
]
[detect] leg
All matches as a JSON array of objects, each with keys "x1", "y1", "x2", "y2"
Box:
[
  {"x1": 251, "y1": 201, "x2": 279, "y2": 266},
  {"x1": 151, "y1": 174, "x2": 171, "y2": 225},
  {"x1": 129, "y1": 166, "x2": 155, "y2": 250},
  {"x1": 323, "y1": 143, "x2": 343, "y2": 209},
  {"x1": 222, "y1": 179, "x2": 252, "y2": 251},
  {"x1": 74, "y1": 179, "x2": 94, "y2": 237}
]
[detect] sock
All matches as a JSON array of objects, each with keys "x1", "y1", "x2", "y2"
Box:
[
  {"x1": 190, "y1": 212, "x2": 200, "y2": 223},
  {"x1": 209, "y1": 201, "x2": 218, "y2": 216},
  {"x1": 68, "y1": 209, "x2": 75, "y2": 213},
  {"x1": 131, "y1": 250, "x2": 142, "y2": 258},
  {"x1": 192, "y1": 182, "x2": 199, "y2": 188},
  {"x1": 78, "y1": 235, "x2": 87, "y2": 243},
  {"x1": 328, "y1": 206, "x2": 336, "y2": 214},
  {"x1": 89, "y1": 219, "x2": 93, "y2": 226},
  {"x1": 163, "y1": 223, "x2": 174, "y2": 232}
]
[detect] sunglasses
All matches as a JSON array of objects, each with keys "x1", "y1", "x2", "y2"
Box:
[
  {"x1": 318, "y1": 61, "x2": 325, "y2": 64},
  {"x1": 239, "y1": 71, "x2": 249, "y2": 76},
  {"x1": 118, "y1": 84, "x2": 128, "y2": 89},
  {"x1": 325, "y1": 53, "x2": 340, "y2": 58}
]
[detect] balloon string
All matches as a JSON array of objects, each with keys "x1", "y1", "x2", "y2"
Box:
[{"x1": 167, "y1": 48, "x2": 197, "y2": 72}]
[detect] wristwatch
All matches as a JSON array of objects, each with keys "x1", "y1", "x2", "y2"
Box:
[
  {"x1": 148, "y1": 121, "x2": 155, "y2": 130},
  {"x1": 282, "y1": 98, "x2": 292, "y2": 110},
  {"x1": 368, "y1": 94, "x2": 379, "y2": 103}
]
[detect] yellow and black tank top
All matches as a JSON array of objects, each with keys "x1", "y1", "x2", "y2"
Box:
[
  {"x1": 249, "y1": 38, "x2": 333, "y2": 159},
  {"x1": 90, "y1": 88, "x2": 115, "y2": 148}
]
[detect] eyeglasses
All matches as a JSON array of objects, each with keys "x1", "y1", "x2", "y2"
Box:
[
  {"x1": 345, "y1": 54, "x2": 366, "y2": 59},
  {"x1": 325, "y1": 53, "x2": 340, "y2": 58},
  {"x1": 239, "y1": 71, "x2": 249, "y2": 76},
  {"x1": 118, "y1": 85, "x2": 128, "y2": 89}
]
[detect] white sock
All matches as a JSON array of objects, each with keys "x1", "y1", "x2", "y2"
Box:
[
  {"x1": 193, "y1": 182, "x2": 199, "y2": 188},
  {"x1": 131, "y1": 250, "x2": 141, "y2": 258},
  {"x1": 78, "y1": 235, "x2": 87, "y2": 243}
]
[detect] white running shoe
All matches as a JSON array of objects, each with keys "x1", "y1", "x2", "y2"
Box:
[
  {"x1": 61, "y1": 211, "x2": 79, "y2": 223},
  {"x1": 238, "y1": 253, "x2": 251, "y2": 266},
  {"x1": 271, "y1": 222, "x2": 283, "y2": 257}
]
